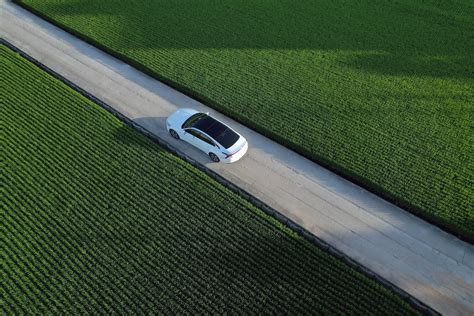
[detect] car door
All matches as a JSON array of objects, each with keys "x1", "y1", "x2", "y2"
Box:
[
  {"x1": 182, "y1": 129, "x2": 208, "y2": 151},
  {"x1": 181, "y1": 128, "x2": 198, "y2": 146},
  {"x1": 188, "y1": 129, "x2": 217, "y2": 153}
]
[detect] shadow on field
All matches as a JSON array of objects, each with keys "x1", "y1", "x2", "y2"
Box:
[
  {"x1": 180, "y1": 234, "x2": 355, "y2": 313},
  {"x1": 24, "y1": 0, "x2": 473, "y2": 79}
]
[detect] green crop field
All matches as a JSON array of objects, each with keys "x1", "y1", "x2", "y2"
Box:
[
  {"x1": 15, "y1": 0, "x2": 474, "y2": 241},
  {"x1": 1, "y1": 44, "x2": 421, "y2": 313}
]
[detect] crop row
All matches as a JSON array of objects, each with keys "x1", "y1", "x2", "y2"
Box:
[
  {"x1": 1, "y1": 44, "x2": 420, "y2": 314},
  {"x1": 15, "y1": 0, "x2": 473, "y2": 240}
]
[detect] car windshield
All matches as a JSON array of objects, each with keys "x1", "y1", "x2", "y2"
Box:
[
  {"x1": 182, "y1": 112, "x2": 207, "y2": 129},
  {"x1": 192, "y1": 115, "x2": 240, "y2": 149}
]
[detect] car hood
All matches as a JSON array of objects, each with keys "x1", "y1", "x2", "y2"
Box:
[{"x1": 167, "y1": 108, "x2": 199, "y2": 127}]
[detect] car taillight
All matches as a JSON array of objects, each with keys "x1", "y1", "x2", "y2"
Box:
[{"x1": 223, "y1": 146, "x2": 242, "y2": 159}]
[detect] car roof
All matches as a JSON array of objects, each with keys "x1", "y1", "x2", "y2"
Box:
[{"x1": 192, "y1": 115, "x2": 240, "y2": 149}]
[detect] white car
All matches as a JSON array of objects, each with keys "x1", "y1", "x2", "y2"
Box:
[{"x1": 166, "y1": 108, "x2": 248, "y2": 163}]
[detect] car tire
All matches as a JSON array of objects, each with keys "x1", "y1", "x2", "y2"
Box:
[
  {"x1": 209, "y1": 152, "x2": 220, "y2": 163},
  {"x1": 169, "y1": 129, "x2": 180, "y2": 140}
]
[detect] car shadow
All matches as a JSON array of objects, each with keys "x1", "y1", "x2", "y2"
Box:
[{"x1": 117, "y1": 116, "x2": 219, "y2": 165}]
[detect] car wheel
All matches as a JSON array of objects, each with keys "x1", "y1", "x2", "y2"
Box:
[
  {"x1": 209, "y1": 152, "x2": 220, "y2": 163},
  {"x1": 169, "y1": 129, "x2": 180, "y2": 140}
]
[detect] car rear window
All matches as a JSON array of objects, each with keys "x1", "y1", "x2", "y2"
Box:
[
  {"x1": 193, "y1": 116, "x2": 239, "y2": 149},
  {"x1": 214, "y1": 128, "x2": 240, "y2": 149}
]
